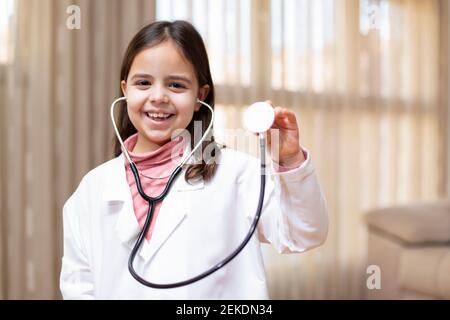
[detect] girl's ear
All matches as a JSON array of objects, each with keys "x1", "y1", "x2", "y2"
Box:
[
  {"x1": 195, "y1": 84, "x2": 210, "y2": 111},
  {"x1": 121, "y1": 80, "x2": 127, "y2": 97}
]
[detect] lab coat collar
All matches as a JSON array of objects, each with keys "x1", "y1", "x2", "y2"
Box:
[
  {"x1": 102, "y1": 142, "x2": 204, "y2": 202},
  {"x1": 102, "y1": 145, "x2": 204, "y2": 262},
  {"x1": 101, "y1": 154, "x2": 130, "y2": 202}
]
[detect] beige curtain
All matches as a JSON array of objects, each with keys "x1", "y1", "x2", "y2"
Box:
[
  {"x1": 263, "y1": 0, "x2": 445, "y2": 299},
  {"x1": 155, "y1": 0, "x2": 446, "y2": 299},
  {"x1": 1, "y1": 0, "x2": 446, "y2": 300},
  {"x1": 267, "y1": 0, "x2": 445, "y2": 299},
  {"x1": 0, "y1": 0, "x2": 155, "y2": 299}
]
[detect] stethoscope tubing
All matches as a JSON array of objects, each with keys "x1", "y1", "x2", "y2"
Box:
[
  {"x1": 127, "y1": 137, "x2": 266, "y2": 288},
  {"x1": 111, "y1": 96, "x2": 267, "y2": 288}
]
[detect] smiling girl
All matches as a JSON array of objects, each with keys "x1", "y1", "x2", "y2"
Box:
[{"x1": 60, "y1": 20, "x2": 328, "y2": 299}]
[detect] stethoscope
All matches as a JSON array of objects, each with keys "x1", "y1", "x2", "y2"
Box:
[{"x1": 110, "y1": 97, "x2": 275, "y2": 288}]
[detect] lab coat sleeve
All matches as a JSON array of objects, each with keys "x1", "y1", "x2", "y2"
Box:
[
  {"x1": 60, "y1": 187, "x2": 95, "y2": 299},
  {"x1": 240, "y1": 147, "x2": 329, "y2": 253}
]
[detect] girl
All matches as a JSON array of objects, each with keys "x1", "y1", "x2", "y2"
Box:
[{"x1": 60, "y1": 20, "x2": 328, "y2": 299}]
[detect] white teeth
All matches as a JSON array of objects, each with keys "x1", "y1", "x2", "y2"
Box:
[{"x1": 146, "y1": 112, "x2": 172, "y2": 119}]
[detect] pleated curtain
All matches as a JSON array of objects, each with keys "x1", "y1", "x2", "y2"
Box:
[
  {"x1": 0, "y1": 0, "x2": 447, "y2": 299},
  {"x1": 0, "y1": 0, "x2": 155, "y2": 299}
]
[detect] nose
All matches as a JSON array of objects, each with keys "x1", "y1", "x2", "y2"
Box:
[{"x1": 148, "y1": 85, "x2": 169, "y2": 104}]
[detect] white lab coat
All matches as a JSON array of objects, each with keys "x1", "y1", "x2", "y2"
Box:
[{"x1": 60, "y1": 147, "x2": 328, "y2": 300}]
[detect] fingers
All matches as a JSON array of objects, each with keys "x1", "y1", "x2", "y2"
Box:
[
  {"x1": 282, "y1": 109, "x2": 297, "y2": 122},
  {"x1": 256, "y1": 101, "x2": 298, "y2": 129},
  {"x1": 273, "y1": 106, "x2": 297, "y2": 124},
  {"x1": 263, "y1": 101, "x2": 291, "y2": 118},
  {"x1": 274, "y1": 107, "x2": 293, "y2": 117}
]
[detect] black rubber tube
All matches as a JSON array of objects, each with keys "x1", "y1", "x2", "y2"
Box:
[{"x1": 128, "y1": 138, "x2": 267, "y2": 288}]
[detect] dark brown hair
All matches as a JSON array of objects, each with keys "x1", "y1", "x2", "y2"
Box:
[{"x1": 113, "y1": 20, "x2": 222, "y2": 183}]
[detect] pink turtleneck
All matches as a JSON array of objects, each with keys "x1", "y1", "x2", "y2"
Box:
[{"x1": 123, "y1": 133, "x2": 187, "y2": 240}]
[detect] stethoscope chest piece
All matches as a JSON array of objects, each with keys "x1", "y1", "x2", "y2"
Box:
[{"x1": 243, "y1": 102, "x2": 275, "y2": 133}]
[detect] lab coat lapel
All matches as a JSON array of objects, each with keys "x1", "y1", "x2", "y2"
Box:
[
  {"x1": 139, "y1": 192, "x2": 187, "y2": 262},
  {"x1": 140, "y1": 171, "x2": 205, "y2": 262},
  {"x1": 103, "y1": 155, "x2": 141, "y2": 248},
  {"x1": 104, "y1": 154, "x2": 204, "y2": 263}
]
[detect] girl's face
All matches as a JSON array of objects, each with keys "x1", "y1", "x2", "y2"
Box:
[{"x1": 121, "y1": 40, "x2": 209, "y2": 153}]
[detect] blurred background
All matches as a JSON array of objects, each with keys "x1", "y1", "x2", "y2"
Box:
[{"x1": 1, "y1": 0, "x2": 449, "y2": 299}]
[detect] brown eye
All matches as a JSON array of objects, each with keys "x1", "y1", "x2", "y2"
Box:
[
  {"x1": 169, "y1": 82, "x2": 185, "y2": 89},
  {"x1": 137, "y1": 80, "x2": 150, "y2": 86}
]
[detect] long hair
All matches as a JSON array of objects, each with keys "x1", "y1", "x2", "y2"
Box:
[{"x1": 113, "y1": 20, "x2": 222, "y2": 182}]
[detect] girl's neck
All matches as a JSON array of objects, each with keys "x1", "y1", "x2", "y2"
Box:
[{"x1": 132, "y1": 134, "x2": 167, "y2": 154}]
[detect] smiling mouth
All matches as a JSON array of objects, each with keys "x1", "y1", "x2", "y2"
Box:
[{"x1": 145, "y1": 112, "x2": 175, "y2": 122}]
